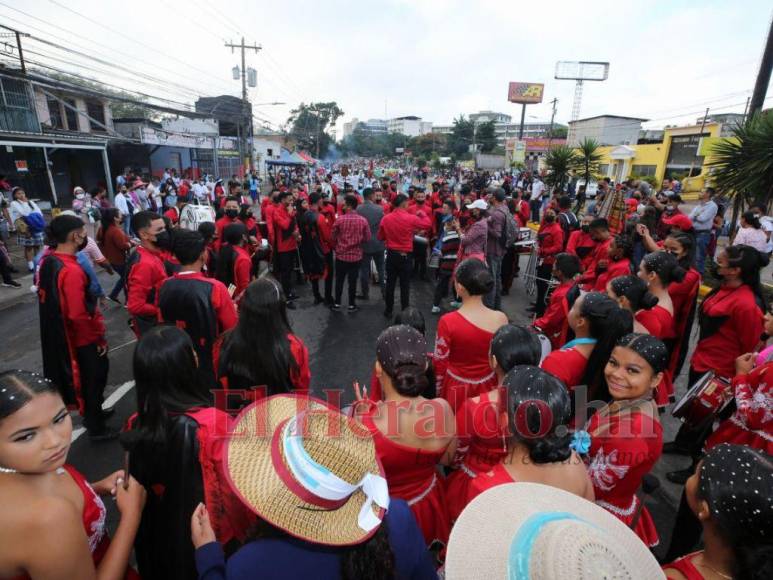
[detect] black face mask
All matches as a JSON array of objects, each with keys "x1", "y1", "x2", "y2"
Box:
[
  {"x1": 77, "y1": 236, "x2": 88, "y2": 252},
  {"x1": 225, "y1": 209, "x2": 239, "y2": 219},
  {"x1": 154, "y1": 230, "x2": 172, "y2": 250},
  {"x1": 545, "y1": 215, "x2": 555, "y2": 223},
  {"x1": 581, "y1": 224, "x2": 590, "y2": 233}
]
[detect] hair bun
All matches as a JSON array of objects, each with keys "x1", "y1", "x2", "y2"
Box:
[
  {"x1": 393, "y1": 364, "x2": 427, "y2": 397},
  {"x1": 640, "y1": 291, "x2": 659, "y2": 310}
]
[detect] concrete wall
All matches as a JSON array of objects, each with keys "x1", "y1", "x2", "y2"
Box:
[{"x1": 569, "y1": 117, "x2": 641, "y2": 147}]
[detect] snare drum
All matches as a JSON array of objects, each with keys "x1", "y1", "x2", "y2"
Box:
[
  {"x1": 672, "y1": 372, "x2": 733, "y2": 428},
  {"x1": 179, "y1": 202, "x2": 215, "y2": 231}
]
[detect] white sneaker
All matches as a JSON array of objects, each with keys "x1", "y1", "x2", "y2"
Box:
[{"x1": 431, "y1": 306, "x2": 441, "y2": 314}]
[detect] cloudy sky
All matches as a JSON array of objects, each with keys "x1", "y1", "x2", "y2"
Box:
[{"x1": 3, "y1": 0, "x2": 772, "y2": 135}]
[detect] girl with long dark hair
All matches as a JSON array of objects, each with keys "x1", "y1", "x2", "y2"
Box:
[
  {"x1": 216, "y1": 278, "x2": 310, "y2": 408},
  {"x1": 586, "y1": 333, "x2": 667, "y2": 548},
  {"x1": 97, "y1": 207, "x2": 133, "y2": 303},
  {"x1": 588, "y1": 234, "x2": 633, "y2": 292},
  {"x1": 607, "y1": 274, "x2": 659, "y2": 334},
  {"x1": 445, "y1": 325, "x2": 543, "y2": 522},
  {"x1": 123, "y1": 326, "x2": 250, "y2": 579},
  {"x1": 215, "y1": 222, "x2": 251, "y2": 301},
  {"x1": 0, "y1": 370, "x2": 145, "y2": 579},
  {"x1": 541, "y1": 291, "x2": 633, "y2": 402},
  {"x1": 663, "y1": 444, "x2": 772, "y2": 580}
]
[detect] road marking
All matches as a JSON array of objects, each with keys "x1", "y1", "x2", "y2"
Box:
[{"x1": 70, "y1": 380, "x2": 135, "y2": 442}]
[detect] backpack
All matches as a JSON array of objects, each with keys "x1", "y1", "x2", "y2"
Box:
[
  {"x1": 498, "y1": 206, "x2": 519, "y2": 249},
  {"x1": 23, "y1": 209, "x2": 46, "y2": 234},
  {"x1": 559, "y1": 210, "x2": 579, "y2": 233}
]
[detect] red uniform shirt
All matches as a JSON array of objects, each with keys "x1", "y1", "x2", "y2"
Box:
[
  {"x1": 536, "y1": 221, "x2": 564, "y2": 266},
  {"x1": 332, "y1": 212, "x2": 371, "y2": 262},
  {"x1": 533, "y1": 279, "x2": 573, "y2": 350},
  {"x1": 377, "y1": 207, "x2": 432, "y2": 253},
  {"x1": 566, "y1": 230, "x2": 597, "y2": 271},
  {"x1": 163, "y1": 206, "x2": 180, "y2": 225},
  {"x1": 214, "y1": 216, "x2": 239, "y2": 251},
  {"x1": 51, "y1": 252, "x2": 106, "y2": 347},
  {"x1": 127, "y1": 246, "x2": 167, "y2": 319},
  {"x1": 592, "y1": 257, "x2": 632, "y2": 292},
  {"x1": 272, "y1": 204, "x2": 298, "y2": 253},
  {"x1": 232, "y1": 245, "x2": 252, "y2": 299},
  {"x1": 406, "y1": 201, "x2": 432, "y2": 235},
  {"x1": 579, "y1": 237, "x2": 612, "y2": 286}
]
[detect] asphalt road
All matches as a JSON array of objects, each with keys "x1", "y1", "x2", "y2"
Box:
[{"x1": 0, "y1": 259, "x2": 693, "y2": 560}]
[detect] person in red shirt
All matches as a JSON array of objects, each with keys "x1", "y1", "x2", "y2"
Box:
[
  {"x1": 666, "y1": 244, "x2": 766, "y2": 484},
  {"x1": 215, "y1": 222, "x2": 252, "y2": 302},
  {"x1": 126, "y1": 210, "x2": 169, "y2": 338},
  {"x1": 373, "y1": 187, "x2": 390, "y2": 214},
  {"x1": 588, "y1": 234, "x2": 633, "y2": 292},
  {"x1": 377, "y1": 193, "x2": 432, "y2": 317},
  {"x1": 577, "y1": 218, "x2": 613, "y2": 289},
  {"x1": 214, "y1": 197, "x2": 241, "y2": 251},
  {"x1": 272, "y1": 191, "x2": 300, "y2": 303},
  {"x1": 158, "y1": 229, "x2": 237, "y2": 389},
  {"x1": 407, "y1": 189, "x2": 432, "y2": 279},
  {"x1": 566, "y1": 215, "x2": 597, "y2": 272},
  {"x1": 299, "y1": 193, "x2": 334, "y2": 305},
  {"x1": 331, "y1": 195, "x2": 370, "y2": 312},
  {"x1": 531, "y1": 208, "x2": 564, "y2": 317},
  {"x1": 38, "y1": 215, "x2": 113, "y2": 439},
  {"x1": 163, "y1": 197, "x2": 184, "y2": 225},
  {"x1": 533, "y1": 253, "x2": 580, "y2": 350}
]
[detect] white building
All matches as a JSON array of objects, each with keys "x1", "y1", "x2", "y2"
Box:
[
  {"x1": 567, "y1": 115, "x2": 647, "y2": 147},
  {"x1": 387, "y1": 116, "x2": 432, "y2": 137},
  {"x1": 343, "y1": 117, "x2": 388, "y2": 139}
]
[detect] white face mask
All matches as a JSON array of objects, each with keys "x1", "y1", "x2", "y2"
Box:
[{"x1": 75, "y1": 193, "x2": 85, "y2": 200}]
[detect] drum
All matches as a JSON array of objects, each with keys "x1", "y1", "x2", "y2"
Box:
[
  {"x1": 672, "y1": 372, "x2": 733, "y2": 428},
  {"x1": 534, "y1": 332, "x2": 552, "y2": 364},
  {"x1": 179, "y1": 202, "x2": 215, "y2": 231}
]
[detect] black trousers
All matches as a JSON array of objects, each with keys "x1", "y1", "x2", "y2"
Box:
[
  {"x1": 534, "y1": 261, "x2": 553, "y2": 316},
  {"x1": 385, "y1": 250, "x2": 412, "y2": 313},
  {"x1": 335, "y1": 259, "x2": 361, "y2": 306},
  {"x1": 277, "y1": 251, "x2": 295, "y2": 296},
  {"x1": 324, "y1": 252, "x2": 334, "y2": 301},
  {"x1": 433, "y1": 270, "x2": 452, "y2": 307},
  {"x1": 412, "y1": 239, "x2": 428, "y2": 278},
  {"x1": 76, "y1": 343, "x2": 109, "y2": 433}
]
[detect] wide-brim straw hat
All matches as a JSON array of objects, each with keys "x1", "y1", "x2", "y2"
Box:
[
  {"x1": 224, "y1": 394, "x2": 388, "y2": 546},
  {"x1": 446, "y1": 483, "x2": 664, "y2": 580}
]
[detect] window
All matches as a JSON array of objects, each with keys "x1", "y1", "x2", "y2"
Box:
[
  {"x1": 46, "y1": 96, "x2": 64, "y2": 129},
  {"x1": 267, "y1": 148, "x2": 273, "y2": 157},
  {"x1": 64, "y1": 99, "x2": 79, "y2": 131},
  {"x1": 631, "y1": 164, "x2": 657, "y2": 177},
  {"x1": 86, "y1": 100, "x2": 106, "y2": 132},
  {"x1": 598, "y1": 164, "x2": 609, "y2": 176},
  {"x1": 0, "y1": 78, "x2": 38, "y2": 132}
]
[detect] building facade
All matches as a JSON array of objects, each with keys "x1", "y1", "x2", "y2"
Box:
[
  {"x1": 387, "y1": 116, "x2": 432, "y2": 137},
  {"x1": 567, "y1": 115, "x2": 647, "y2": 147}
]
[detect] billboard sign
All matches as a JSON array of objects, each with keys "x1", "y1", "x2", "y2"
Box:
[
  {"x1": 554, "y1": 61, "x2": 610, "y2": 81},
  {"x1": 507, "y1": 82, "x2": 544, "y2": 104}
]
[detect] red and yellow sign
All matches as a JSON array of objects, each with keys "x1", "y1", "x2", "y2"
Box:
[{"x1": 507, "y1": 82, "x2": 544, "y2": 104}]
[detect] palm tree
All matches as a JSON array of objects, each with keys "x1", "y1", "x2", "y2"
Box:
[
  {"x1": 707, "y1": 112, "x2": 773, "y2": 232},
  {"x1": 573, "y1": 138, "x2": 603, "y2": 190},
  {"x1": 544, "y1": 145, "x2": 579, "y2": 191}
]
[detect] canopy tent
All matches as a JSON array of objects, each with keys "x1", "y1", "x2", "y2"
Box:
[
  {"x1": 266, "y1": 148, "x2": 307, "y2": 166},
  {"x1": 297, "y1": 151, "x2": 317, "y2": 164}
]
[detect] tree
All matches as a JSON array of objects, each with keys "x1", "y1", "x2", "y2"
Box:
[
  {"x1": 287, "y1": 102, "x2": 344, "y2": 158},
  {"x1": 544, "y1": 145, "x2": 579, "y2": 191},
  {"x1": 707, "y1": 112, "x2": 773, "y2": 231},
  {"x1": 476, "y1": 120, "x2": 498, "y2": 153},
  {"x1": 572, "y1": 138, "x2": 603, "y2": 189},
  {"x1": 448, "y1": 115, "x2": 474, "y2": 158},
  {"x1": 409, "y1": 132, "x2": 447, "y2": 157},
  {"x1": 546, "y1": 126, "x2": 568, "y2": 139}
]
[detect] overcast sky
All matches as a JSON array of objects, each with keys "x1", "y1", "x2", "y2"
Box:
[{"x1": 4, "y1": 0, "x2": 772, "y2": 136}]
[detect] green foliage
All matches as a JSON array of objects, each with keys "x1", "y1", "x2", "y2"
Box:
[
  {"x1": 546, "y1": 126, "x2": 568, "y2": 139},
  {"x1": 341, "y1": 128, "x2": 406, "y2": 158},
  {"x1": 707, "y1": 113, "x2": 773, "y2": 209},
  {"x1": 448, "y1": 115, "x2": 474, "y2": 157},
  {"x1": 572, "y1": 138, "x2": 603, "y2": 188},
  {"x1": 287, "y1": 102, "x2": 344, "y2": 158},
  {"x1": 476, "y1": 120, "x2": 498, "y2": 153},
  {"x1": 545, "y1": 145, "x2": 579, "y2": 190},
  {"x1": 409, "y1": 132, "x2": 447, "y2": 157}
]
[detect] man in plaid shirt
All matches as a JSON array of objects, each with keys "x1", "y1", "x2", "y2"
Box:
[{"x1": 331, "y1": 194, "x2": 371, "y2": 311}]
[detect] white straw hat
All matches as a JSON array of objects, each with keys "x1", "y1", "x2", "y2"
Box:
[{"x1": 445, "y1": 483, "x2": 664, "y2": 580}]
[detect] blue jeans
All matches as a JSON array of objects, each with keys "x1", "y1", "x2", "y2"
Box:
[
  {"x1": 485, "y1": 254, "x2": 503, "y2": 310},
  {"x1": 695, "y1": 231, "x2": 712, "y2": 275}
]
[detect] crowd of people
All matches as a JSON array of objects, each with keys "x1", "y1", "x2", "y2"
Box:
[{"x1": 0, "y1": 161, "x2": 771, "y2": 579}]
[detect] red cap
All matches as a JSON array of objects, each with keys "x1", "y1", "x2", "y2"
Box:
[
  {"x1": 626, "y1": 198, "x2": 639, "y2": 208},
  {"x1": 664, "y1": 213, "x2": 693, "y2": 231}
]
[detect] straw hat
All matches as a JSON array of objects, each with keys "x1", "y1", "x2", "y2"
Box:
[
  {"x1": 224, "y1": 394, "x2": 389, "y2": 546},
  {"x1": 445, "y1": 483, "x2": 664, "y2": 580}
]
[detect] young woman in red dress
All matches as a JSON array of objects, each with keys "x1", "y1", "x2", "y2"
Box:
[
  {"x1": 445, "y1": 325, "x2": 543, "y2": 522},
  {"x1": 215, "y1": 223, "x2": 253, "y2": 302},
  {"x1": 636, "y1": 251, "x2": 686, "y2": 407},
  {"x1": 354, "y1": 325, "x2": 456, "y2": 549},
  {"x1": 663, "y1": 444, "x2": 772, "y2": 580},
  {"x1": 663, "y1": 231, "x2": 701, "y2": 379},
  {"x1": 585, "y1": 333, "x2": 667, "y2": 548},
  {"x1": 703, "y1": 305, "x2": 773, "y2": 456},
  {"x1": 0, "y1": 370, "x2": 146, "y2": 579},
  {"x1": 466, "y1": 366, "x2": 594, "y2": 508},
  {"x1": 533, "y1": 253, "x2": 581, "y2": 350},
  {"x1": 607, "y1": 275, "x2": 659, "y2": 335},
  {"x1": 589, "y1": 234, "x2": 633, "y2": 292},
  {"x1": 541, "y1": 291, "x2": 633, "y2": 402},
  {"x1": 434, "y1": 259, "x2": 508, "y2": 413},
  {"x1": 215, "y1": 278, "x2": 310, "y2": 413}
]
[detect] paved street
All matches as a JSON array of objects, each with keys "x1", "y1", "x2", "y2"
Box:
[{"x1": 0, "y1": 259, "x2": 694, "y2": 559}]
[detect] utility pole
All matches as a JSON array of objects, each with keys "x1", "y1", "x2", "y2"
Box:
[
  {"x1": 547, "y1": 98, "x2": 558, "y2": 148},
  {"x1": 687, "y1": 107, "x2": 710, "y2": 180},
  {"x1": 225, "y1": 38, "x2": 261, "y2": 175},
  {"x1": 749, "y1": 16, "x2": 773, "y2": 118}
]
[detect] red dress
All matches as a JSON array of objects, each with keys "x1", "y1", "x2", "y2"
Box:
[
  {"x1": 464, "y1": 462, "x2": 515, "y2": 509},
  {"x1": 586, "y1": 408, "x2": 662, "y2": 547},
  {"x1": 662, "y1": 552, "x2": 706, "y2": 579},
  {"x1": 12, "y1": 465, "x2": 137, "y2": 580},
  {"x1": 636, "y1": 305, "x2": 676, "y2": 407},
  {"x1": 533, "y1": 280, "x2": 572, "y2": 350},
  {"x1": 705, "y1": 362, "x2": 773, "y2": 456},
  {"x1": 667, "y1": 268, "x2": 701, "y2": 377},
  {"x1": 360, "y1": 406, "x2": 451, "y2": 547},
  {"x1": 444, "y1": 389, "x2": 508, "y2": 522},
  {"x1": 434, "y1": 311, "x2": 498, "y2": 412},
  {"x1": 541, "y1": 346, "x2": 588, "y2": 390}
]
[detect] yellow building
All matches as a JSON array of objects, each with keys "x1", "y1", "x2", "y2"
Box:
[{"x1": 589, "y1": 121, "x2": 728, "y2": 195}]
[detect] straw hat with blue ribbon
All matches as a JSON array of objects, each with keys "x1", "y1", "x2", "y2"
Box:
[
  {"x1": 224, "y1": 394, "x2": 390, "y2": 546},
  {"x1": 446, "y1": 483, "x2": 664, "y2": 580}
]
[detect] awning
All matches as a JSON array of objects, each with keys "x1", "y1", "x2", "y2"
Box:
[{"x1": 266, "y1": 148, "x2": 307, "y2": 166}]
